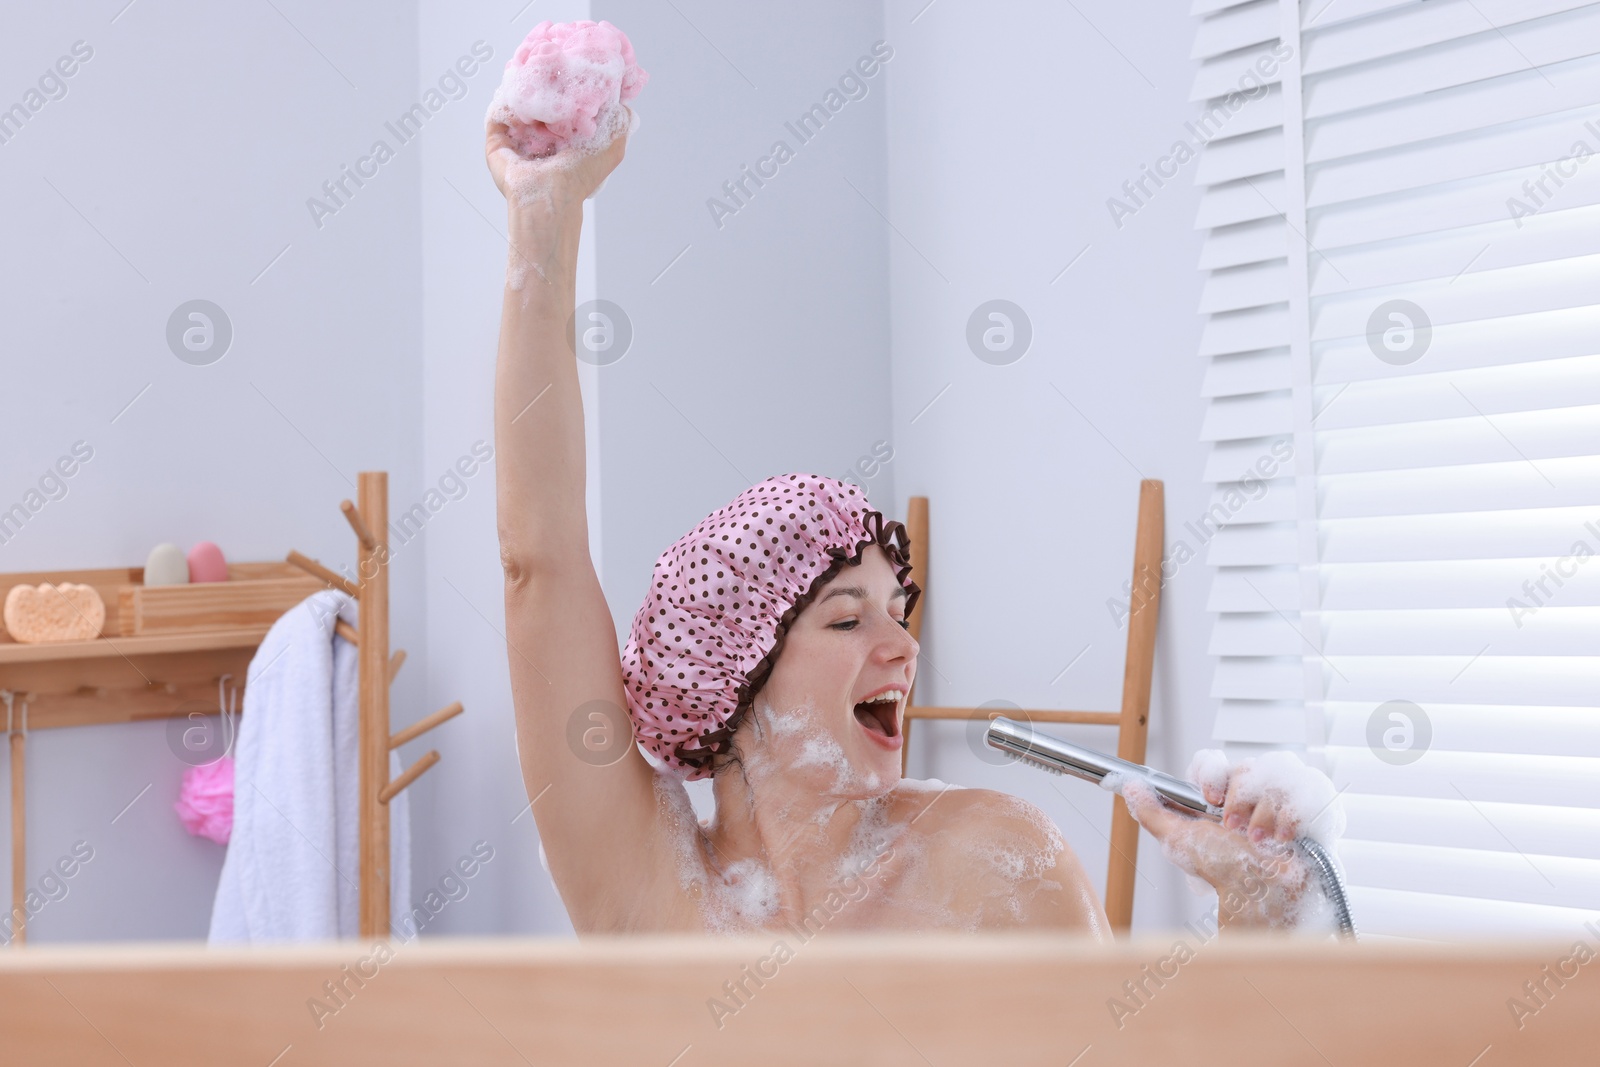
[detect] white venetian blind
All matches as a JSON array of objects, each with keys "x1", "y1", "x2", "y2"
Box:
[{"x1": 1191, "y1": 0, "x2": 1600, "y2": 940}]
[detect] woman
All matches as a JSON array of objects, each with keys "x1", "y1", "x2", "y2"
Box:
[{"x1": 485, "y1": 114, "x2": 1320, "y2": 937}]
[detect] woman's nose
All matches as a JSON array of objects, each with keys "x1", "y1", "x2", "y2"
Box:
[{"x1": 873, "y1": 610, "x2": 918, "y2": 660}]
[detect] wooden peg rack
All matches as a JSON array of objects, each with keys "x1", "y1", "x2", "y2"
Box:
[{"x1": 285, "y1": 470, "x2": 464, "y2": 939}]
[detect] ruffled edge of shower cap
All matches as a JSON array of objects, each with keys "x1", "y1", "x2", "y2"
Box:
[{"x1": 622, "y1": 475, "x2": 922, "y2": 782}]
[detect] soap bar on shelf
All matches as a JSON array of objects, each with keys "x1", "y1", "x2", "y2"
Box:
[
  {"x1": 145, "y1": 543, "x2": 190, "y2": 586},
  {"x1": 187, "y1": 541, "x2": 228, "y2": 583},
  {"x1": 2, "y1": 582, "x2": 106, "y2": 643}
]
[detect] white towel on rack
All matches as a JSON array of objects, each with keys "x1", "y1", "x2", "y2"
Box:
[{"x1": 209, "y1": 590, "x2": 411, "y2": 942}]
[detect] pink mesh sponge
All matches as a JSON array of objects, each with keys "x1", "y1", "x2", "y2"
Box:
[
  {"x1": 175, "y1": 756, "x2": 234, "y2": 846},
  {"x1": 621, "y1": 474, "x2": 921, "y2": 781},
  {"x1": 488, "y1": 20, "x2": 648, "y2": 159}
]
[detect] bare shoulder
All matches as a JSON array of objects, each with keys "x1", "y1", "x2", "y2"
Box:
[
  {"x1": 893, "y1": 782, "x2": 1062, "y2": 847},
  {"x1": 891, "y1": 781, "x2": 1109, "y2": 936}
]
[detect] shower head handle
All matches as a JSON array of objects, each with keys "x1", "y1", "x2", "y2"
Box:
[{"x1": 984, "y1": 716, "x2": 1222, "y2": 820}]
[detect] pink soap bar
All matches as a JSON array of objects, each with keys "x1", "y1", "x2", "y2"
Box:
[
  {"x1": 488, "y1": 20, "x2": 648, "y2": 159},
  {"x1": 187, "y1": 541, "x2": 228, "y2": 583}
]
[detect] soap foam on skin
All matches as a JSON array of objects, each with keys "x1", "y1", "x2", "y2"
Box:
[
  {"x1": 703, "y1": 857, "x2": 781, "y2": 932},
  {"x1": 654, "y1": 763, "x2": 785, "y2": 935},
  {"x1": 794, "y1": 733, "x2": 884, "y2": 797},
  {"x1": 655, "y1": 695, "x2": 843, "y2": 933},
  {"x1": 648, "y1": 692, "x2": 1077, "y2": 934},
  {"x1": 751, "y1": 696, "x2": 1069, "y2": 930},
  {"x1": 496, "y1": 103, "x2": 637, "y2": 211},
  {"x1": 981, "y1": 794, "x2": 1068, "y2": 922},
  {"x1": 757, "y1": 694, "x2": 889, "y2": 800},
  {"x1": 652, "y1": 765, "x2": 711, "y2": 898},
  {"x1": 1194, "y1": 748, "x2": 1346, "y2": 849},
  {"x1": 497, "y1": 107, "x2": 638, "y2": 293},
  {"x1": 1186, "y1": 748, "x2": 1232, "y2": 801},
  {"x1": 894, "y1": 777, "x2": 967, "y2": 794},
  {"x1": 833, "y1": 794, "x2": 899, "y2": 884},
  {"x1": 1110, "y1": 751, "x2": 1348, "y2": 933}
]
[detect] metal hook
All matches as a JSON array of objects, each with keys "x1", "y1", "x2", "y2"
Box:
[
  {"x1": 0, "y1": 690, "x2": 20, "y2": 734},
  {"x1": 218, "y1": 673, "x2": 238, "y2": 759}
]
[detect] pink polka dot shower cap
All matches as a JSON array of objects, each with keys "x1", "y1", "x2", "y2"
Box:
[{"x1": 621, "y1": 473, "x2": 921, "y2": 781}]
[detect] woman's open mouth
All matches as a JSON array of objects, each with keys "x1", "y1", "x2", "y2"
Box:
[{"x1": 853, "y1": 688, "x2": 904, "y2": 749}]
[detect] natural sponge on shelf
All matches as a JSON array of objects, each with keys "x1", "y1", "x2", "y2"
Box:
[
  {"x1": 2, "y1": 582, "x2": 106, "y2": 643},
  {"x1": 487, "y1": 19, "x2": 648, "y2": 159}
]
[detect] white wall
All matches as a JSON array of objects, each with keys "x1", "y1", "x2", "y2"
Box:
[
  {"x1": 881, "y1": 0, "x2": 1215, "y2": 931},
  {"x1": 588, "y1": 0, "x2": 899, "y2": 619},
  {"x1": 587, "y1": 0, "x2": 901, "y2": 844},
  {"x1": 412, "y1": 0, "x2": 601, "y2": 937},
  {"x1": 0, "y1": 0, "x2": 426, "y2": 940}
]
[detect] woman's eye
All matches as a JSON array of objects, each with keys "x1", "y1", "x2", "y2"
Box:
[
  {"x1": 830, "y1": 620, "x2": 858, "y2": 631},
  {"x1": 896, "y1": 619, "x2": 909, "y2": 631}
]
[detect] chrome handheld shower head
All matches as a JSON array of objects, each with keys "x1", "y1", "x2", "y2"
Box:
[
  {"x1": 984, "y1": 716, "x2": 1357, "y2": 941},
  {"x1": 984, "y1": 716, "x2": 1220, "y2": 819}
]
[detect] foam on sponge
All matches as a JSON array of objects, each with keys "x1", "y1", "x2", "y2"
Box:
[{"x1": 488, "y1": 20, "x2": 648, "y2": 160}]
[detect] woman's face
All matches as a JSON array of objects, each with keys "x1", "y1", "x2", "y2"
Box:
[{"x1": 741, "y1": 544, "x2": 919, "y2": 797}]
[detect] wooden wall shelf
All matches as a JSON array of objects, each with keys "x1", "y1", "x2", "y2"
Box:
[
  {"x1": 0, "y1": 628, "x2": 271, "y2": 666},
  {"x1": 0, "y1": 561, "x2": 325, "y2": 729}
]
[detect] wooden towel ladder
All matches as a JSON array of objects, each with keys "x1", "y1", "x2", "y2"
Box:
[{"x1": 897, "y1": 480, "x2": 1165, "y2": 932}]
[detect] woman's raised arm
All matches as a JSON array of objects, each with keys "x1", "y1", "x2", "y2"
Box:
[
  {"x1": 487, "y1": 121, "x2": 620, "y2": 572},
  {"x1": 486, "y1": 119, "x2": 682, "y2": 932}
]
